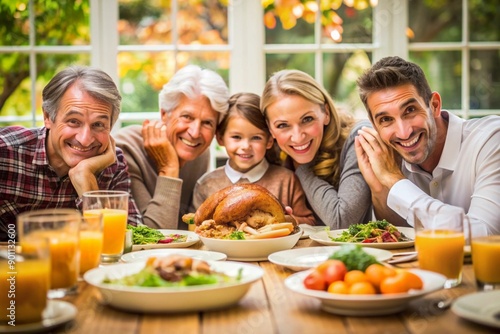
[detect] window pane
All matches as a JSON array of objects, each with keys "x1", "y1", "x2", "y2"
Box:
[
  {"x1": 0, "y1": 1, "x2": 29, "y2": 46},
  {"x1": 35, "y1": 0, "x2": 90, "y2": 46},
  {"x1": 119, "y1": 51, "x2": 174, "y2": 113},
  {"x1": 0, "y1": 53, "x2": 89, "y2": 125},
  {"x1": 408, "y1": 1, "x2": 462, "y2": 42},
  {"x1": 264, "y1": 2, "x2": 373, "y2": 44},
  {"x1": 323, "y1": 51, "x2": 372, "y2": 117},
  {"x1": 265, "y1": 16, "x2": 315, "y2": 44},
  {"x1": 410, "y1": 51, "x2": 461, "y2": 110},
  {"x1": 265, "y1": 53, "x2": 315, "y2": 78},
  {"x1": 177, "y1": 0, "x2": 228, "y2": 45},
  {"x1": 470, "y1": 50, "x2": 500, "y2": 110},
  {"x1": 321, "y1": 3, "x2": 373, "y2": 44},
  {"x1": 469, "y1": 1, "x2": 500, "y2": 42},
  {"x1": 176, "y1": 51, "x2": 229, "y2": 82},
  {"x1": 0, "y1": 53, "x2": 31, "y2": 123},
  {"x1": 119, "y1": 51, "x2": 229, "y2": 113},
  {"x1": 119, "y1": 0, "x2": 228, "y2": 45}
]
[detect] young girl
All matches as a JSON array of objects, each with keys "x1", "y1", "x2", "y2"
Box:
[{"x1": 192, "y1": 92, "x2": 315, "y2": 226}]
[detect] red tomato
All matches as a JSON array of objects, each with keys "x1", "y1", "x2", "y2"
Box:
[
  {"x1": 316, "y1": 260, "x2": 347, "y2": 286},
  {"x1": 303, "y1": 269, "x2": 327, "y2": 290}
]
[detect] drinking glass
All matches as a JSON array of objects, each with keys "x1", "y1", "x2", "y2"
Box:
[
  {"x1": 413, "y1": 206, "x2": 469, "y2": 288},
  {"x1": 17, "y1": 209, "x2": 80, "y2": 298},
  {"x1": 0, "y1": 238, "x2": 51, "y2": 324},
  {"x1": 79, "y1": 212, "x2": 103, "y2": 275},
  {"x1": 471, "y1": 235, "x2": 500, "y2": 291},
  {"x1": 82, "y1": 190, "x2": 129, "y2": 263}
]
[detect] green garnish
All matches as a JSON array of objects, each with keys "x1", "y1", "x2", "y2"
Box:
[
  {"x1": 227, "y1": 231, "x2": 246, "y2": 240},
  {"x1": 328, "y1": 244, "x2": 379, "y2": 271},
  {"x1": 127, "y1": 224, "x2": 165, "y2": 245}
]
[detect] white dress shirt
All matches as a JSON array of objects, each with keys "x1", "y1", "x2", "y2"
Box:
[
  {"x1": 224, "y1": 159, "x2": 269, "y2": 184},
  {"x1": 387, "y1": 111, "x2": 500, "y2": 236}
]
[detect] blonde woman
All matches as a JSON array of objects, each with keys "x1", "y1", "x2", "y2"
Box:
[{"x1": 261, "y1": 69, "x2": 372, "y2": 229}]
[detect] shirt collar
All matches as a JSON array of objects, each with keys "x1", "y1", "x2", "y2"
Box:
[
  {"x1": 224, "y1": 159, "x2": 269, "y2": 183},
  {"x1": 33, "y1": 127, "x2": 49, "y2": 167}
]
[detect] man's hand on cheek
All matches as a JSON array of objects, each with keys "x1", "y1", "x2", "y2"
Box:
[{"x1": 68, "y1": 137, "x2": 116, "y2": 196}]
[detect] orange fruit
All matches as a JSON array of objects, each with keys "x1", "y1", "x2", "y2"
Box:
[
  {"x1": 400, "y1": 270, "x2": 423, "y2": 290},
  {"x1": 380, "y1": 270, "x2": 422, "y2": 294},
  {"x1": 349, "y1": 281, "x2": 376, "y2": 295},
  {"x1": 327, "y1": 281, "x2": 349, "y2": 294},
  {"x1": 365, "y1": 264, "x2": 396, "y2": 290},
  {"x1": 344, "y1": 270, "x2": 368, "y2": 286}
]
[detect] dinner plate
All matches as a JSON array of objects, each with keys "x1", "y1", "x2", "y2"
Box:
[
  {"x1": 268, "y1": 246, "x2": 392, "y2": 271},
  {"x1": 84, "y1": 260, "x2": 263, "y2": 313},
  {"x1": 285, "y1": 268, "x2": 446, "y2": 316},
  {"x1": 0, "y1": 300, "x2": 76, "y2": 333},
  {"x1": 131, "y1": 229, "x2": 200, "y2": 251},
  {"x1": 451, "y1": 290, "x2": 500, "y2": 328},
  {"x1": 121, "y1": 248, "x2": 227, "y2": 263},
  {"x1": 310, "y1": 227, "x2": 415, "y2": 249},
  {"x1": 299, "y1": 224, "x2": 326, "y2": 239}
]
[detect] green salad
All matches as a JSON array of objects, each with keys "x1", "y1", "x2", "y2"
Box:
[
  {"x1": 329, "y1": 220, "x2": 410, "y2": 243},
  {"x1": 104, "y1": 255, "x2": 243, "y2": 287}
]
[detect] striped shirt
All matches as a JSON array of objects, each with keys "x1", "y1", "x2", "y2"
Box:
[{"x1": 0, "y1": 126, "x2": 142, "y2": 241}]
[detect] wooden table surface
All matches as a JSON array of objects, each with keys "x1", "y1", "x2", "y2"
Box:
[{"x1": 50, "y1": 238, "x2": 493, "y2": 334}]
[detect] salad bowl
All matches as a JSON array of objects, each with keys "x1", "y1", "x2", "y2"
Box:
[{"x1": 84, "y1": 260, "x2": 263, "y2": 312}]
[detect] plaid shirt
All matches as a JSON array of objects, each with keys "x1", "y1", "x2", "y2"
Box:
[{"x1": 0, "y1": 126, "x2": 142, "y2": 241}]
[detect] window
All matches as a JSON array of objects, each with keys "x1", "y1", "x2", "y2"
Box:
[{"x1": 1, "y1": 0, "x2": 498, "y2": 129}]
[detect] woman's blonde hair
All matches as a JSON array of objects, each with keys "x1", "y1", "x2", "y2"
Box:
[{"x1": 261, "y1": 69, "x2": 354, "y2": 188}]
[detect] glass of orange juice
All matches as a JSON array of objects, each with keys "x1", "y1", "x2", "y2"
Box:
[
  {"x1": 82, "y1": 190, "x2": 129, "y2": 263},
  {"x1": 79, "y1": 212, "x2": 103, "y2": 276},
  {"x1": 471, "y1": 235, "x2": 500, "y2": 291},
  {"x1": 413, "y1": 206, "x2": 469, "y2": 288},
  {"x1": 17, "y1": 209, "x2": 80, "y2": 298},
  {"x1": 0, "y1": 238, "x2": 50, "y2": 324}
]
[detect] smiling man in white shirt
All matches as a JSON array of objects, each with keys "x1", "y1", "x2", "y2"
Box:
[{"x1": 354, "y1": 56, "x2": 500, "y2": 236}]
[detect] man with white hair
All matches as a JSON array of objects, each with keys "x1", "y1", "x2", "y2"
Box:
[{"x1": 115, "y1": 65, "x2": 229, "y2": 229}]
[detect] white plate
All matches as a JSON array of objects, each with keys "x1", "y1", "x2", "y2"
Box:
[
  {"x1": 268, "y1": 246, "x2": 392, "y2": 271},
  {"x1": 84, "y1": 260, "x2": 263, "y2": 313},
  {"x1": 121, "y1": 248, "x2": 227, "y2": 263},
  {"x1": 0, "y1": 300, "x2": 76, "y2": 333},
  {"x1": 285, "y1": 268, "x2": 446, "y2": 316},
  {"x1": 131, "y1": 229, "x2": 200, "y2": 251},
  {"x1": 199, "y1": 227, "x2": 302, "y2": 261},
  {"x1": 299, "y1": 224, "x2": 326, "y2": 239},
  {"x1": 451, "y1": 290, "x2": 500, "y2": 328},
  {"x1": 310, "y1": 227, "x2": 415, "y2": 249}
]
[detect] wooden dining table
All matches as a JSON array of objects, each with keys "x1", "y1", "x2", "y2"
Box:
[{"x1": 49, "y1": 238, "x2": 493, "y2": 334}]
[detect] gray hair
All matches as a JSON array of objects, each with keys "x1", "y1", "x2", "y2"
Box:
[
  {"x1": 42, "y1": 66, "x2": 121, "y2": 125},
  {"x1": 158, "y1": 65, "x2": 229, "y2": 122}
]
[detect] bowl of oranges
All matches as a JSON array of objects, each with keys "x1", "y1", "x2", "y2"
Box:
[{"x1": 284, "y1": 248, "x2": 447, "y2": 316}]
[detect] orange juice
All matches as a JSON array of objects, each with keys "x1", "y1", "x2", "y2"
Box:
[
  {"x1": 415, "y1": 230, "x2": 465, "y2": 279},
  {"x1": 85, "y1": 209, "x2": 127, "y2": 255},
  {"x1": 0, "y1": 258, "x2": 50, "y2": 324},
  {"x1": 28, "y1": 230, "x2": 79, "y2": 290},
  {"x1": 49, "y1": 236, "x2": 79, "y2": 289},
  {"x1": 79, "y1": 230, "x2": 103, "y2": 275},
  {"x1": 472, "y1": 236, "x2": 500, "y2": 283}
]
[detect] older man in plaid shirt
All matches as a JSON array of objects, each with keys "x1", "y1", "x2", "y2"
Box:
[{"x1": 0, "y1": 66, "x2": 141, "y2": 241}]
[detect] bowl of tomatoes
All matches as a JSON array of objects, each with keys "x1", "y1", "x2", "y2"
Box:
[{"x1": 284, "y1": 247, "x2": 447, "y2": 316}]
